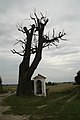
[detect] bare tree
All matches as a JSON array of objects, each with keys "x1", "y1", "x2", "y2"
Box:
[{"x1": 12, "y1": 12, "x2": 66, "y2": 96}]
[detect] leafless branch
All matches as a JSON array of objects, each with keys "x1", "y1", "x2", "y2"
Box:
[
  {"x1": 21, "y1": 45, "x2": 25, "y2": 50},
  {"x1": 43, "y1": 31, "x2": 66, "y2": 45},
  {"x1": 16, "y1": 24, "x2": 25, "y2": 33},
  {"x1": 34, "y1": 12, "x2": 38, "y2": 20},
  {"x1": 11, "y1": 49, "x2": 24, "y2": 56},
  {"x1": 52, "y1": 28, "x2": 55, "y2": 38},
  {"x1": 30, "y1": 14, "x2": 37, "y2": 25},
  {"x1": 43, "y1": 19, "x2": 49, "y2": 26},
  {"x1": 14, "y1": 39, "x2": 25, "y2": 46}
]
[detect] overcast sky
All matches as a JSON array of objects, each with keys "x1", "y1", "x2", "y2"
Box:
[{"x1": 0, "y1": 0, "x2": 80, "y2": 84}]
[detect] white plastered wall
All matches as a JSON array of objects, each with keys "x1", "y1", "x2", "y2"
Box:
[{"x1": 34, "y1": 77, "x2": 46, "y2": 97}]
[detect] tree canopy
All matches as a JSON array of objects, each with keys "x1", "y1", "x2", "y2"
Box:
[{"x1": 12, "y1": 12, "x2": 66, "y2": 57}]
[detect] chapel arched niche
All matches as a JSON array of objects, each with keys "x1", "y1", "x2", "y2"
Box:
[{"x1": 36, "y1": 80, "x2": 42, "y2": 94}]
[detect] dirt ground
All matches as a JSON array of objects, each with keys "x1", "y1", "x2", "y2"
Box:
[{"x1": 0, "y1": 93, "x2": 30, "y2": 120}]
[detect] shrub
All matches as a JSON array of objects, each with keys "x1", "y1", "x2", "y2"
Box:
[{"x1": 74, "y1": 71, "x2": 80, "y2": 84}]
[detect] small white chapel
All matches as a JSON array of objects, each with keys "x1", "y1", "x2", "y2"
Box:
[{"x1": 33, "y1": 74, "x2": 46, "y2": 97}]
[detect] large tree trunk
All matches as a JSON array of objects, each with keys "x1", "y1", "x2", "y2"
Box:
[
  {"x1": 16, "y1": 33, "x2": 43, "y2": 96},
  {"x1": 16, "y1": 57, "x2": 42, "y2": 96},
  {"x1": 16, "y1": 22, "x2": 44, "y2": 96},
  {"x1": 16, "y1": 62, "x2": 32, "y2": 96},
  {"x1": 16, "y1": 48, "x2": 42, "y2": 96},
  {"x1": 16, "y1": 25, "x2": 35, "y2": 96}
]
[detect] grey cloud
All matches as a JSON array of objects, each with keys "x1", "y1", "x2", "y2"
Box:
[
  {"x1": 44, "y1": 44, "x2": 80, "y2": 58},
  {"x1": 0, "y1": 56, "x2": 20, "y2": 84}
]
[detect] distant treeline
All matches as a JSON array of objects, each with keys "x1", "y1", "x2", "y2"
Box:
[
  {"x1": 2, "y1": 81, "x2": 75, "y2": 86},
  {"x1": 46, "y1": 82, "x2": 75, "y2": 86}
]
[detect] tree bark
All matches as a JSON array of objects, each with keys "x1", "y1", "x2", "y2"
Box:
[
  {"x1": 16, "y1": 50, "x2": 42, "y2": 96},
  {"x1": 16, "y1": 22, "x2": 43, "y2": 96},
  {"x1": 16, "y1": 26, "x2": 43, "y2": 96},
  {"x1": 16, "y1": 61, "x2": 32, "y2": 96}
]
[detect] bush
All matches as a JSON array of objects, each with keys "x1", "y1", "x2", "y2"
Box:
[{"x1": 74, "y1": 71, "x2": 80, "y2": 84}]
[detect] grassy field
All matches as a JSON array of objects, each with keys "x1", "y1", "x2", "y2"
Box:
[
  {"x1": 47, "y1": 83, "x2": 77, "y2": 94},
  {"x1": 1, "y1": 83, "x2": 80, "y2": 120},
  {"x1": 0, "y1": 85, "x2": 17, "y2": 94}
]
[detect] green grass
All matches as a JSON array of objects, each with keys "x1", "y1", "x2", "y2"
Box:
[
  {"x1": 1, "y1": 84, "x2": 80, "y2": 120},
  {"x1": 2, "y1": 94, "x2": 64, "y2": 114},
  {"x1": 0, "y1": 85, "x2": 17, "y2": 94}
]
